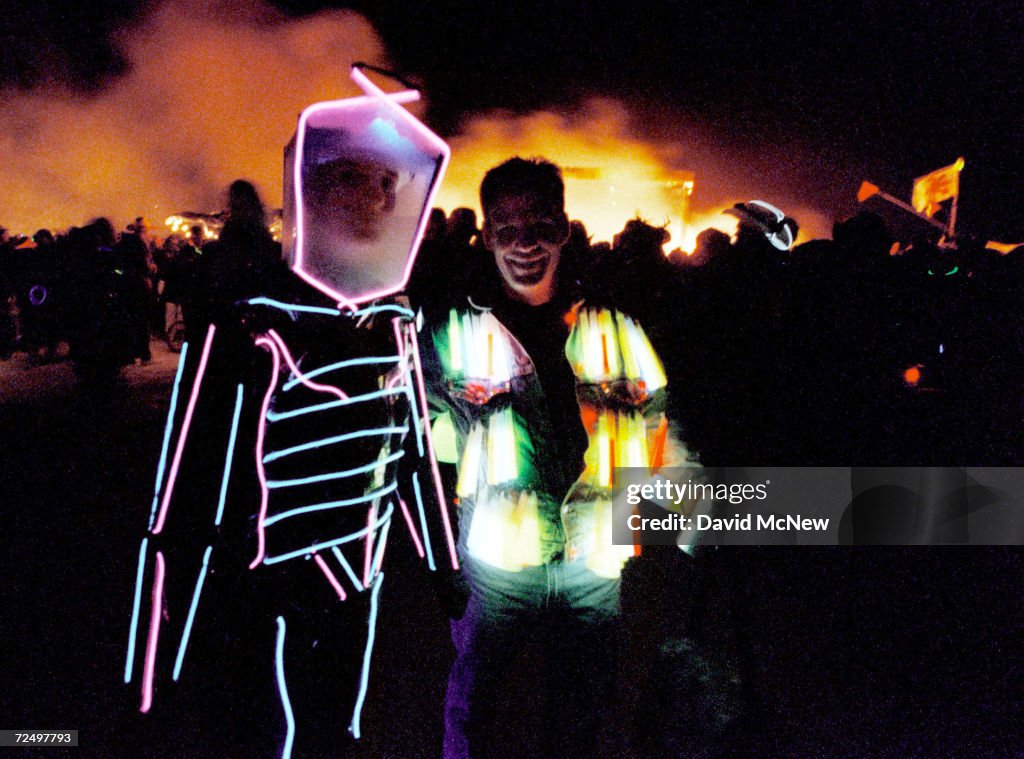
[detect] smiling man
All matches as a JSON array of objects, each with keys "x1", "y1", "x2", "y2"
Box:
[
  {"x1": 481, "y1": 164, "x2": 567, "y2": 305},
  {"x1": 420, "y1": 157, "x2": 695, "y2": 757}
]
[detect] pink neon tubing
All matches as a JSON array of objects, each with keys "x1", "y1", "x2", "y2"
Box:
[
  {"x1": 153, "y1": 325, "x2": 217, "y2": 535},
  {"x1": 267, "y1": 329, "x2": 348, "y2": 400},
  {"x1": 140, "y1": 551, "x2": 166, "y2": 713},
  {"x1": 313, "y1": 553, "x2": 347, "y2": 601},
  {"x1": 250, "y1": 336, "x2": 282, "y2": 569},
  {"x1": 289, "y1": 67, "x2": 451, "y2": 308},
  {"x1": 397, "y1": 496, "x2": 425, "y2": 558},
  {"x1": 408, "y1": 324, "x2": 460, "y2": 570}
]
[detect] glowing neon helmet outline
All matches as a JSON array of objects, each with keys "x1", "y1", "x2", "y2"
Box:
[{"x1": 283, "y1": 66, "x2": 450, "y2": 308}]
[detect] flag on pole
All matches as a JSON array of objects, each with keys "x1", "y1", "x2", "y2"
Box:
[{"x1": 912, "y1": 157, "x2": 965, "y2": 218}]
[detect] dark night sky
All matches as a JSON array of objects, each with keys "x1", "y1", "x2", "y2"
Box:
[{"x1": 2, "y1": 0, "x2": 1022, "y2": 239}]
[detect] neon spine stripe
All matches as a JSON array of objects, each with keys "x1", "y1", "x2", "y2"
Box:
[
  {"x1": 263, "y1": 427, "x2": 407, "y2": 464},
  {"x1": 397, "y1": 497, "x2": 425, "y2": 558},
  {"x1": 264, "y1": 387, "x2": 406, "y2": 422},
  {"x1": 371, "y1": 514, "x2": 390, "y2": 576},
  {"x1": 409, "y1": 325, "x2": 460, "y2": 570},
  {"x1": 313, "y1": 553, "x2": 347, "y2": 601},
  {"x1": 282, "y1": 356, "x2": 403, "y2": 391},
  {"x1": 411, "y1": 473, "x2": 436, "y2": 572},
  {"x1": 262, "y1": 503, "x2": 394, "y2": 565},
  {"x1": 124, "y1": 537, "x2": 149, "y2": 683},
  {"x1": 267, "y1": 329, "x2": 348, "y2": 400},
  {"x1": 140, "y1": 550, "x2": 166, "y2": 713},
  {"x1": 262, "y1": 481, "x2": 398, "y2": 528},
  {"x1": 148, "y1": 342, "x2": 189, "y2": 530},
  {"x1": 215, "y1": 385, "x2": 245, "y2": 527},
  {"x1": 332, "y1": 546, "x2": 365, "y2": 592},
  {"x1": 266, "y1": 450, "x2": 403, "y2": 489},
  {"x1": 246, "y1": 297, "x2": 342, "y2": 317},
  {"x1": 154, "y1": 325, "x2": 217, "y2": 535},
  {"x1": 172, "y1": 545, "x2": 213, "y2": 681},
  {"x1": 250, "y1": 336, "x2": 282, "y2": 569},
  {"x1": 274, "y1": 616, "x2": 296, "y2": 759},
  {"x1": 349, "y1": 572, "x2": 383, "y2": 740}
]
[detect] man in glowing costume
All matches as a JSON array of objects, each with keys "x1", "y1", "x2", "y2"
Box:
[
  {"x1": 123, "y1": 67, "x2": 457, "y2": 757},
  {"x1": 422, "y1": 157, "x2": 695, "y2": 757}
]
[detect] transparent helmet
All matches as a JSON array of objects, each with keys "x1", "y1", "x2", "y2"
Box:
[{"x1": 283, "y1": 67, "x2": 449, "y2": 306}]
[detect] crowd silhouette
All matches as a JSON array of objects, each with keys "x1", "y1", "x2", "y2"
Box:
[{"x1": 3, "y1": 195, "x2": 1023, "y2": 467}]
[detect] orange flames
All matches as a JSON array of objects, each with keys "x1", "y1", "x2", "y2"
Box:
[
  {"x1": 0, "y1": 0, "x2": 395, "y2": 235},
  {"x1": 435, "y1": 100, "x2": 828, "y2": 251},
  {"x1": 0, "y1": 0, "x2": 832, "y2": 251}
]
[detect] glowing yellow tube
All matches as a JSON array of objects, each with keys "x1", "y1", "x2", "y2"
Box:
[
  {"x1": 457, "y1": 422, "x2": 484, "y2": 498},
  {"x1": 615, "y1": 312, "x2": 641, "y2": 379},
  {"x1": 485, "y1": 410, "x2": 518, "y2": 485},
  {"x1": 624, "y1": 316, "x2": 667, "y2": 391}
]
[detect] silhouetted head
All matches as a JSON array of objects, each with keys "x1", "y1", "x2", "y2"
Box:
[{"x1": 227, "y1": 180, "x2": 267, "y2": 229}]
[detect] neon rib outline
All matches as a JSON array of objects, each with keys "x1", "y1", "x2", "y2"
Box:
[
  {"x1": 260, "y1": 479, "x2": 395, "y2": 528},
  {"x1": 261, "y1": 480, "x2": 398, "y2": 528},
  {"x1": 282, "y1": 356, "x2": 403, "y2": 391},
  {"x1": 264, "y1": 386, "x2": 407, "y2": 422},
  {"x1": 265, "y1": 450, "x2": 404, "y2": 489},
  {"x1": 262, "y1": 427, "x2": 407, "y2": 464},
  {"x1": 262, "y1": 503, "x2": 394, "y2": 565}
]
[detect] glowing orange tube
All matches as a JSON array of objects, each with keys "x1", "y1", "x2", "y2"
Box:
[{"x1": 140, "y1": 550, "x2": 166, "y2": 714}]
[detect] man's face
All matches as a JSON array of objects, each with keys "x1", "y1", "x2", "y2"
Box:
[
  {"x1": 483, "y1": 191, "x2": 568, "y2": 306},
  {"x1": 307, "y1": 157, "x2": 398, "y2": 242}
]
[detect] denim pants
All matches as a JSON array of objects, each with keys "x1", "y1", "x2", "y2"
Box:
[{"x1": 443, "y1": 556, "x2": 620, "y2": 759}]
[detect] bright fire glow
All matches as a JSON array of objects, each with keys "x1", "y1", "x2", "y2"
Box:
[{"x1": 434, "y1": 101, "x2": 830, "y2": 252}]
